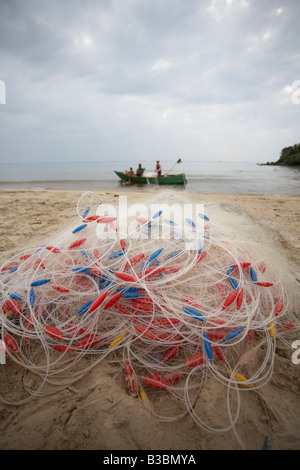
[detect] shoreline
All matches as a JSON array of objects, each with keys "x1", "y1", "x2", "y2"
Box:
[
  {"x1": 0, "y1": 184, "x2": 299, "y2": 197},
  {"x1": 258, "y1": 163, "x2": 300, "y2": 168},
  {"x1": 4, "y1": 186, "x2": 300, "y2": 196}
]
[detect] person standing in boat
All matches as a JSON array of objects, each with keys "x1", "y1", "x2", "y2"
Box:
[
  {"x1": 136, "y1": 164, "x2": 144, "y2": 177},
  {"x1": 156, "y1": 160, "x2": 162, "y2": 177}
]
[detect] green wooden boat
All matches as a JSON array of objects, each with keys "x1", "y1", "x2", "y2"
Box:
[{"x1": 114, "y1": 171, "x2": 187, "y2": 185}]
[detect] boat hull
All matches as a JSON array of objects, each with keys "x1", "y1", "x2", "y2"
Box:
[{"x1": 114, "y1": 171, "x2": 186, "y2": 185}]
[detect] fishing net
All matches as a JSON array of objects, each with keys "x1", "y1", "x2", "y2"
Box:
[{"x1": 0, "y1": 190, "x2": 299, "y2": 442}]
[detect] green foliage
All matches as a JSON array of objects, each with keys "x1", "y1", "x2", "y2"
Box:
[{"x1": 276, "y1": 142, "x2": 300, "y2": 165}]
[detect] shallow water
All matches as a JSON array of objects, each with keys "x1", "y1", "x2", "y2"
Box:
[{"x1": 0, "y1": 160, "x2": 299, "y2": 195}]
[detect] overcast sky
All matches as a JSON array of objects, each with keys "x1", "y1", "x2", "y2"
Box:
[{"x1": 0, "y1": 0, "x2": 299, "y2": 164}]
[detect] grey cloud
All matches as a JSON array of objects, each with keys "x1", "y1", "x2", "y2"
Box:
[{"x1": 0, "y1": 0, "x2": 299, "y2": 163}]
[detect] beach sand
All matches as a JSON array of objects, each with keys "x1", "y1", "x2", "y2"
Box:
[{"x1": 0, "y1": 188, "x2": 299, "y2": 451}]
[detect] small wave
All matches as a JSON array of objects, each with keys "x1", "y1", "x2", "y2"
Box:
[{"x1": 0, "y1": 179, "x2": 115, "y2": 184}]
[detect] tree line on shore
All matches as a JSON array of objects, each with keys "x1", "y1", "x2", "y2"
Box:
[{"x1": 264, "y1": 142, "x2": 300, "y2": 166}]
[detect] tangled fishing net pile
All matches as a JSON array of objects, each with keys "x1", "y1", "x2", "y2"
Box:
[{"x1": 0, "y1": 191, "x2": 298, "y2": 438}]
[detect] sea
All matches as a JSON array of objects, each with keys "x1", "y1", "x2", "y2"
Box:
[{"x1": 0, "y1": 160, "x2": 299, "y2": 195}]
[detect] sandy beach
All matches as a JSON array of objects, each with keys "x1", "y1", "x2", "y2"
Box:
[{"x1": 0, "y1": 188, "x2": 299, "y2": 451}]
